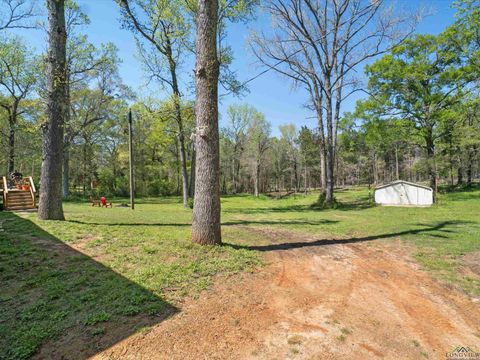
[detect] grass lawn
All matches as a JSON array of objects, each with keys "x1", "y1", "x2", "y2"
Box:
[{"x1": 1, "y1": 186, "x2": 479, "y2": 359}]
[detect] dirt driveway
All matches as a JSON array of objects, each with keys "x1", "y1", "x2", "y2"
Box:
[{"x1": 93, "y1": 228, "x2": 480, "y2": 360}]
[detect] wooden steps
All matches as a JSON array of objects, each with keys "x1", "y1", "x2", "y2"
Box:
[
  {"x1": 2, "y1": 177, "x2": 37, "y2": 211},
  {"x1": 6, "y1": 190, "x2": 36, "y2": 210}
]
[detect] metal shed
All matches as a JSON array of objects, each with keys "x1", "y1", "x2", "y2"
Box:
[{"x1": 374, "y1": 180, "x2": 433, "y2": 206}]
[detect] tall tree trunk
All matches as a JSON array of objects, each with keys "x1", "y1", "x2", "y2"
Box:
[
  {"x1": 425, "y1": 128, "x2": 437, "y2": 201},
  {"x1": 467, "y1": 164, "x2": 472, "y2": 185},
  {"x1": 63, "y1": 75, "x2": 71, "y2": 198},
  {"x1": 395, "y1": 144, "x2": 399, "y2": 180},
  {"x1": 235, "y1": 156, "x2": 241, "y2": 193},
  {"x1": 304, "y1": 162, "x2": 307, "y2": 195},
  {"x1": 82, "y1": 141, "x2": 87, "y2": 196},
  {"x1": 174, "y1": 138, "x2": 180, "y2": 195},
  {"x1": 467, "y1": 146, "x2": 474, "y2": 185},
  {"x1": 319, "y1": 144, "x2": 326, "y2": 193},
  {"x1": 63, "y1": 142, "x2": 69, "y2": 198},
  {"x1": 450, "y1": 161, "x2": 454, "y2": 186},
  {"x1": 178, "y1": 130, "x2": 189, "y2": 206},
  {"x1": 232, "y1": 146, "x2": 241, "y2": 194},
  {"x1": 38, "y1": 0, "x2": 66, "y2": 220},
  {"x1": 289, "y1": 167, "x2": 292, "y2": 191},
  {"x1": 335, "y1": 154, "x2": 339, "y2": 187},
  {"x1": 7, "y1": 103, "x2": 20, "y2": 174},
  {"x1": 457, "y1": 160, "x2": 463, "y2": 185},
  {"x1": 324, "y1": 83, "x2": 335, "y2": 204},
  {"x1": 192, "y1": 0, "x2": 221, "y2": 245},
  {"x1": 112, "y1": 150, "x2": 117, "y2": 192},
  {"x1": 293, "y1": 157, "x2": 298, "y2": 192},
  {"x1": 168, "y1": 55, "x2": 189, "y2": 207},
  {"x1": 254, "y1": 160, "x2": 259, "y2": 197},
  {"x1": 315, "y1": 91, "x2": 326, "y2": 197},
  {"x1": 325, "y1": 147, "x2": 334, "y2": 203},
  {"x1": 189, "y1": 144, "x2": 195, "y2": 198},
  {"x1": 232, "y1": 157, "x2": 236, "y2": 193},
  {"x1": 222, "y1": 173, "x2": 226, "y2": 194},
  {"x1": 8, "y1": 121, "x2": 14, "y2": 174}
]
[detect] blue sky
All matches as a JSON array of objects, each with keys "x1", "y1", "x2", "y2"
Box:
[{"x1": 14, "y1": 0, "x2": 457, "y2": 135}]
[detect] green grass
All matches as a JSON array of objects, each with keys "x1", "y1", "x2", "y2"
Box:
[
  {"x1": 0, "y1": 198, "x2": 260, "y2": 359},
  {"x1": 1, "y1": 186, "x2": 479, "y2": 359},
  {"x1": 222, "y1": 187, "x2": 480, "y2": 295}
]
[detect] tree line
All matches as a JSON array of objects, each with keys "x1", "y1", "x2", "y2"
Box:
[{"x1": 0, "y1": 0, "x2": 478, "y2": 243}]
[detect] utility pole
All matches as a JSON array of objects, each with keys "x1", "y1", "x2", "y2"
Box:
[{"x1": 128, "y1": 108, "x2": 135, "y2": 210}]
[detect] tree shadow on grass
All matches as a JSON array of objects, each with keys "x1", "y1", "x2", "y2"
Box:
[
  {"x1": 65, "y1": 219, "x2": 339, "y2": 227},
  {"x1": 223, "y1": 200, "x2": 375, "y2": 215},
  {"x1": 333, "y1": 200, "x2": 375, "y2": 211},
  {"x1": 224, "y1": 221, "x2": 469, "y2": 252},
  {"x1": 223, "y1": 219, "x2": 339, "y2": 226},
  {"x1": 0, "y1": 212, "x2": 177, "y2": 360}
]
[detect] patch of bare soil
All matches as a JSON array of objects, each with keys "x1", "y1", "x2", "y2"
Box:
[
  {"x1": 463, "y1": 252, "x2": 480, "y2": 278},
  {"x1": 92, "y1": 228, "x2": 480, "y2": 360}
]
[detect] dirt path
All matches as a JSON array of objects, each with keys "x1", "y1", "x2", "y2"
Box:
[{"x1": 93, "y1": 228, "x2": 480, "y2": 360}]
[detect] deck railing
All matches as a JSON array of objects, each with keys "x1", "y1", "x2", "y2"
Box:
[
  {"x1": 2, "y1": 176, "x2": 8, "y2": 209},
  {"x1": 28, "y1": 177, "x2": 36, "y2": 207}
]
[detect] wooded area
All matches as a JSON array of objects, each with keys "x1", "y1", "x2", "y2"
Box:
[{"x1": 1, "y1": 0, "x2": 478, "y2": 211}]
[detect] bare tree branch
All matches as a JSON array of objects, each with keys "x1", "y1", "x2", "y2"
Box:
[
  {"x1": 0, "y1": 0, "x2": 37, "y2": 30},
  {"x1": 250, "y1": 0, "x2": 420, "y2": 202}
]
